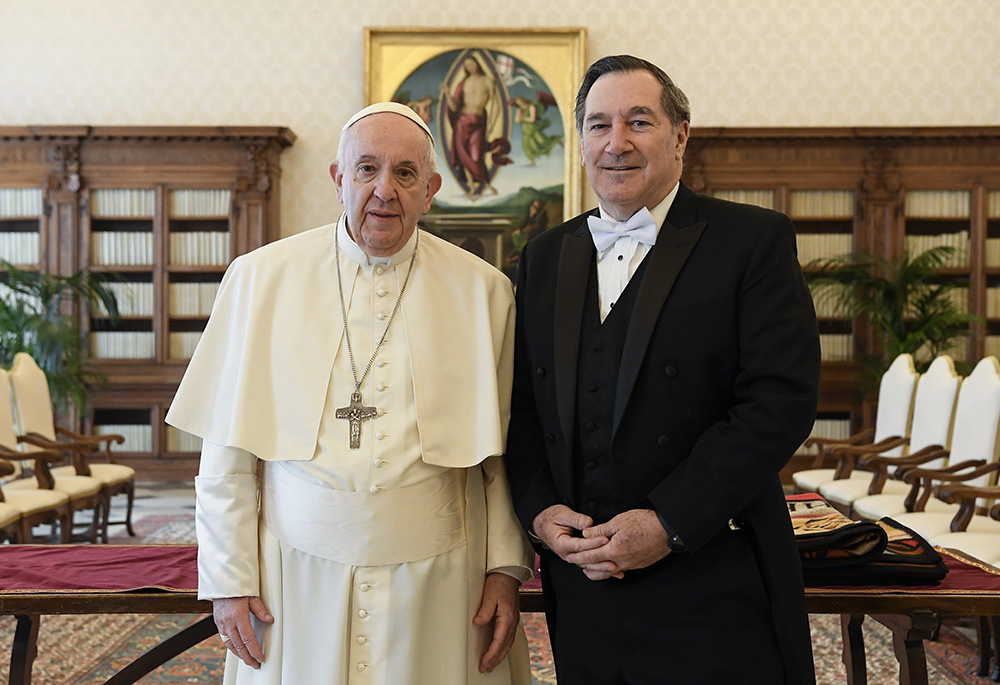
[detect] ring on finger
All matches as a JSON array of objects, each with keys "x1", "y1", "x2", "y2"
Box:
[{"x1": 220, "y1": 633, "x2": 231, "y2": 643}]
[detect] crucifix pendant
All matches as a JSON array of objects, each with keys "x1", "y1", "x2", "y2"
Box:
[{"x1": 335, "y1": 392, "x2": 378, "y2": 449}]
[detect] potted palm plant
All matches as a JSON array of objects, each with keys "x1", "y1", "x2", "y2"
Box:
[
  {"x1": 0, "y1": 261, "x2": 119, "y2": 412},
  {"x1": 806, "y1": 245, "x2": 978, "y2": 390}
]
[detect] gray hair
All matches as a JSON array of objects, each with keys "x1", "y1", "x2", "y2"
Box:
[{"x1": 574, "y1": 55, "x2": 691, "y2": 134}]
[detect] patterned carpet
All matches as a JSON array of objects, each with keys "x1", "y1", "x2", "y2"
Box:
[{"x1": 0, "y1": 514, "x2": 993, "y2": 684}]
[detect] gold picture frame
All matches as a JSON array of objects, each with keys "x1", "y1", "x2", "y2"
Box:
[{"x1": 365, "y1": 27, "x2": 586, "y2": 277}]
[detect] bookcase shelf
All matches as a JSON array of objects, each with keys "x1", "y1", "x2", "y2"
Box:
[
  {"x1": 0, "y1": 125, "x2": 294, "y2": 480},
  {"x1": 682, "y1": 127, "x2": 1000, "y2": 483}
]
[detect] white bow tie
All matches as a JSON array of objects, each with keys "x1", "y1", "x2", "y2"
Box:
[{"x1": 587, "y1": 207, "x2": 658, "y2": 253}]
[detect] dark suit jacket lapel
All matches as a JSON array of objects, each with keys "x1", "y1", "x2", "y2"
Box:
[
  {"x1": 614, "y1": 184, "x2": 708, "y2": 434},
  {"x1": 553, "y1": 217, "x2": 595, "y2": 449}
]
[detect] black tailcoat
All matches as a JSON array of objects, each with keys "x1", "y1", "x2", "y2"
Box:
[{"x1": 505, "y1": 182, "x2": 821, "y2": 683}]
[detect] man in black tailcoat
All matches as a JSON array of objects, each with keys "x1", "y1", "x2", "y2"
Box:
[{"x1": 505, "y1": 55, "x2": 821, "y2": 683}]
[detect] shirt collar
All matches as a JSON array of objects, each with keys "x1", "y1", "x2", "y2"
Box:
[
  {"x1": 336, "y1": 213, "x2": 418, "y2": 268},
  {"x1": 596, "y1": 181, "x2": 680, "y2": 236}
]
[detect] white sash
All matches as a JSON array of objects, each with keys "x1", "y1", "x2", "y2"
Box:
[{"x1": 262, "y1": 463, "x2": 467, "y2": 567}]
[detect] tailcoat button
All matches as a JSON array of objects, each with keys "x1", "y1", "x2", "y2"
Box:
[
  {"x1": 664, "y1": 365, "x2": 678, "y2": 377},
  {"x1": 544, "y1": 434, "x2": 556, "y2": 444},
  {"x1": 658, "y1": 435, "x2": 670, "y2": 446},
  {"x1": 536, "y1": 367, "x2": 546, "y2": 378}
]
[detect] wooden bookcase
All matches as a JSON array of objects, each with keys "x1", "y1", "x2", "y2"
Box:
[
  {"x1": 0, "y1": 126, "x2": 295, "y2": 480},
  {"x1": 681, "y1": 127, "x2": 1000, "y2": 480}
]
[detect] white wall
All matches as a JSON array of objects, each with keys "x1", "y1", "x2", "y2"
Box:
[{"x1": 2, "y1": 0, "x2": 997, "y2": 235}]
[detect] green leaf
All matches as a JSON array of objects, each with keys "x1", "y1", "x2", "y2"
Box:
[{"x1": 0, "y1": 261, "x2": 122, "y2": 412}]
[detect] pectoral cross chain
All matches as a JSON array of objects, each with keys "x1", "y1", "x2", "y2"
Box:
[{"x1": 335, "y1": 392, "x2": 378, "y2": 449}]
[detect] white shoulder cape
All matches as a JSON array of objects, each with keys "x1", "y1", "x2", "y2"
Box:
[{"x1": 165, "y1": 224, "x2": 515, "y2": 469}]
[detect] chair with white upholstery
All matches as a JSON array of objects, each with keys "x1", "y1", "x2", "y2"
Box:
[
  {"x1": 923, "y1": 486, "x2": 1000, "y2": 565},
  {"x1": 793, "y1": 354, "x2": 918, "y2": 493},
  {"x1": 856, "y1": 357, "x2": 1000, "y2": 537},
  {"x1": 0, "y1": 459, "x2": 23, "y2": 542},
  {"x1": 8, "y1": 352, "x2": 133, "y2": 543},
  {"x1": 906, "y1": 480, "x2": 1000, "y2": 679},
  {"x1": 0, "y1": 368, "x2": 72, "y2": 543},
  {"x1": 819, "y1": 356, "x2": 960, "y2": 516}
]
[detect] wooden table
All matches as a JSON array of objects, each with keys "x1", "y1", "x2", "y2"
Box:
[{"x1": 2, "y1": 546, "x2": 1000, "y2": 685}]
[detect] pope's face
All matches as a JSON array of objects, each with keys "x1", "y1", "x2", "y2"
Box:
[
  {"x1": 331, "y1": 113, "x2": 442, "y2": 257},
  {"x1": 580, "y1": 69, "x2": 689, "y2": 221}
]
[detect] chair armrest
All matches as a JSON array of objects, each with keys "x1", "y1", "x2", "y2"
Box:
[
  {"x1": 17, "y1": 433, "x2": 103, "y2": 477},
  {"x1": 831, "y1": 436, "x2": 909, "y2": 457},
  {"x1": 826, "y1": 436, "x2": 909, "y2": 479},
  {"x1": 937, "y1": 482, "x2": 1000, "y2": 504},
  {"x1": 900, "y1": 460, "x2": 993, "y2": 484},
  {"x1": 935, "y1": 483, "x2": 1000, "y2": 532},
  {"x1": 0, "y1": 446, "x2": 68, "y2": 490},
  {"x1": 19, "y1": 432, "x2": 100, "y2": 453},
  {"x1": 55, "y1": 425, "x2": 124, "y2": 447},
  {"x1": 863, "y1": 445, "x2": 948, "y2": 473}
]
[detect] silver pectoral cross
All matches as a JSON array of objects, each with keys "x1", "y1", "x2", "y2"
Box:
[{"x1": 335, "y1": 392, "x2": 378, "y2": 449}]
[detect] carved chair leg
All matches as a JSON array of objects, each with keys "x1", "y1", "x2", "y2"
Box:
[
  {"x1": 124, "y1": 482, "x2": 136, "y2": 536},
  {"x1": 100, "y1": 491, "x2": 111, "y2": 543},
  {"x1": 59, "y1": 510, "x2": 70, "y2": 544},
  {"x1": 841, "y1": 613, "x2": 868, "y2": 685},
  {"x1": 88, "y1": 498, "x2": 102, "y2": 544}
]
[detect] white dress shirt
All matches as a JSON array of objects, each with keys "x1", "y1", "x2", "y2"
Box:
[{"x1": 594, "y1": 183, "x2": 680, "y2": 322}]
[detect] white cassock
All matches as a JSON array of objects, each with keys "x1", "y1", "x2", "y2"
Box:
[{"x1": 166, "y1": 218, "x2": 534, "y2": 685}]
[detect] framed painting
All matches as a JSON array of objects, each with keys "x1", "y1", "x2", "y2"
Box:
[{"x1": 365, "y1": 27, "x2": 586, "y2": 278}]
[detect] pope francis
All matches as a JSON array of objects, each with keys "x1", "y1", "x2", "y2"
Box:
[{"x1": 166, "y1": 102, "x2": 534, "y2": 684}]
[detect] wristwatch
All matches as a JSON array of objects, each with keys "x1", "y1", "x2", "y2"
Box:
[{"x1": 655, "y1": 511, "x2": 687, "y2": 553}]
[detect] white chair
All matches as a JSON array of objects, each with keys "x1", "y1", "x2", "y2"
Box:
[
  {"x1": 862, "y1": 357, "x2": 1000, "y2": 540},
  {"x1": 7, "y1": 353, "x2": 133, "y2": 543},
  {"x1": 819, "y1": 356, "x2": 960, "y2": 516},
  {"x1": 0, "y1": 368, "x2": 73, "y2": 543},
  {"x1": 793, "y1": 354, "x2": 918, "y2": 493},
  {"x1": 924, "y1": 488, "x2": 1000, "y2": 565},
  {"x1": 0, "y1": 459, "x2": 24, "y2": 542}
]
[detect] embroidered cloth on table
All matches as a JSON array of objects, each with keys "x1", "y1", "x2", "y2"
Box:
[
  {"x1": 0, "y1": 545, "x2": 198, "y2": 593},
  {"x1": 262, "y1": 463, "x2": 467, "y2": 566},
  {"x1": 808, "y1": 547, "x2": 1000, "y2": 593},
  {"x1": 787, "y1": 492, "x2": 888, "y2": 567},
  {"x1": 787, "y1": 493, "x2": 948, "y2": 585}
]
